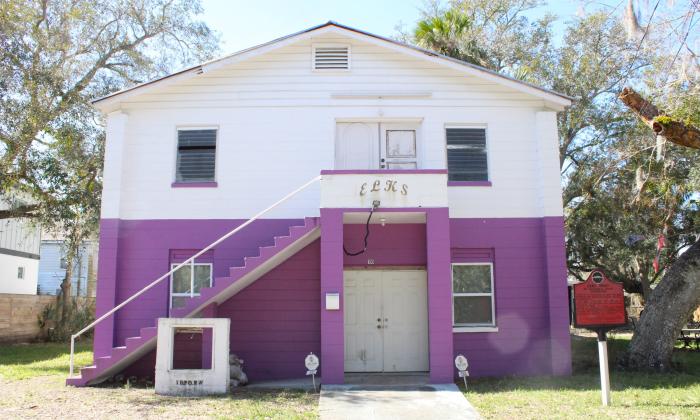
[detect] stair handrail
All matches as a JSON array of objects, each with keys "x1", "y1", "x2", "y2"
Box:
[{"x1": 69, "y1": 175, "x2": 322, "y2": 377}]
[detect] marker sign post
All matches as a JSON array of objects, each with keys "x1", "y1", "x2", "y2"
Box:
[
  {"x1": 455, "y1": 354, "x2": 469, "y2": 390},
  {"x1": 305, "y1": 353, "x2": 319, "y2": 392},
  {"x1": 573, "y1": 270, "x2": 627, "y2": 406}
]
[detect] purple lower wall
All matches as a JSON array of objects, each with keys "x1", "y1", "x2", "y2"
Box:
[
  {"x1": 98, "y1": 216, "x2": 570, "y2": 381},
  {"x1": 450, "y1": 217, "x2": 570, "y2": 377},
  {"x1": 218, "y1": 241, "x2": 321, "y2": 380}
]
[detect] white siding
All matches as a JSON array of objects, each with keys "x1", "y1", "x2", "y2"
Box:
[
  {"x1": 101, "y1": 32, "x2": 564, "y2": 220},
  {"x1": 37, "y1": 241, "x2": 92, "y2": 296},
  {"x1": 0, "y1": 254, "x2": 38, "y2": 295}
]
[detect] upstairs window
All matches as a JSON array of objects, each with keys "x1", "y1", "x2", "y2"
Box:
[
  {"x1": 313, "y1": 45, "x2": 350, "y2": 70},
  {"x1": 176, "y1": 129, "x2": 217, "y2": 182},
  {"x1": 446, "y1": 127, "x2": 488, "y2": 182}
]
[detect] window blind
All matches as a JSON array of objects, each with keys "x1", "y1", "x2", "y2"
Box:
[
  {"x1": 446, "y1": 128, "x2": 488, "y2": 182},
  {"x1": 176, "y1": 129, "x2": 216, "y2": 182}
]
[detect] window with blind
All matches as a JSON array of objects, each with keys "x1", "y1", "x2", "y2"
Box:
[
  {"x1": 176, "y1": 129, "x2": 217, "y2": 182},
  {"x1": 446, "y1": 127, "x2": 488, "y2": 182}
]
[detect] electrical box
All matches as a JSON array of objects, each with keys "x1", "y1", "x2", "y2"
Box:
[{"x1": 325, "y1": 293, "x2": 340, "y2": 310}]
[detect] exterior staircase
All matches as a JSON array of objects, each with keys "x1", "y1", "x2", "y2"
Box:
[{"x1": 66, "y1": 217, "x2": 320, "y2": 387}]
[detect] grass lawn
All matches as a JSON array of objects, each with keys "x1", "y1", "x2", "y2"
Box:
[
  {"x1": 1, "y1": 335, "x2": 698, "y2": 419},
  {"x1": 0, "y1": 340, "x2": 318, "y2": 419},
  {"x1": 464, "y1": 333, "x2": 700, "y2": 419}
]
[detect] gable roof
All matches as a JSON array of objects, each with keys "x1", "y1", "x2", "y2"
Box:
[{"x1": 93, "y1": 21, "x2": 573, "y2": 111}]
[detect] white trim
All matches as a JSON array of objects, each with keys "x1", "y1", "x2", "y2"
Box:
[
  {"x1": 451, "y1": 262, "x2": 496, "y2": 328},
  {"x1": 311, "y1": 43, "x2": 351, "y2": 72},
  {"x1": 444, "y1": 124, "x2": 490, "y2": 183},
  {"x1": 453, "y1": 326, "x2": 499, "y2": 333},
  {"x1": 169, "y1": 262, "x2": 213, "y2": 310}
]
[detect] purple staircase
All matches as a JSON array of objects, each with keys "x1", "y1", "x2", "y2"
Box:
[{"x1": 67, "y1": 217, "x2": 320, "y2": 387}]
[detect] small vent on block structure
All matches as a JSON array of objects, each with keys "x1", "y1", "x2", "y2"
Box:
[{"x1": 313, "y1": 46, "x2": 350, "y2": 70}]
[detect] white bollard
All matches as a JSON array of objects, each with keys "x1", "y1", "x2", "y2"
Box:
[{"x1": 597, "y1": 331, "x2": 611, "y2": 406}]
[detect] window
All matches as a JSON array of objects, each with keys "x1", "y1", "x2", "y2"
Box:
[
  {"x1": 446, "y1": 127, "x2": 488, "y2": 181},
  {"x1": 17, "y1": 266, "x2": 24, "y2": 279},
  {"x1": 452, "y1": 263, "x2": 495, "y2": 327},
  {"x1": 170, "y1": 263, "x2": 212, "y2": 309},
  {"x1": 176, "y1": 129, "x2": 217, "y2": 182},
  {"x1": 313, "y1": 45, "x2": 350, "y2": 70},
  {"x1": 59, "y1": 255, "x2": 68, "y2": 269}
]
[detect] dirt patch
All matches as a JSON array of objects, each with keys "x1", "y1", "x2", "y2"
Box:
[{"x1": 0, "y1": 376, "x2": 318, "y2": 419}]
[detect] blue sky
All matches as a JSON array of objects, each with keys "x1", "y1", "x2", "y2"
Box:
[{"x1": 200, "y1": 0, "x2": 630, "y2": 54}]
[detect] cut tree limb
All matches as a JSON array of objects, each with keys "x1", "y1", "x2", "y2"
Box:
[
  {"x1": 0, "y1": 204, "x2": 40, "y2": 219},
  {"x1": 619, "y1": 87, "x2": 700, "y2": 149}
]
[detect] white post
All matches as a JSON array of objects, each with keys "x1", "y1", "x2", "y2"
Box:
[
  {"x1": 69, "y1": 335, "x2": 75, "y2": 377},
  {"x1": 597, "y1": 331, "x2": 611, "y2": 406},
  {"x1": 190, "y1": 259, "x2": 195, "y2": 299}
]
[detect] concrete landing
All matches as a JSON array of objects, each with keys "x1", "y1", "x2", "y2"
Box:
[
  {"x1": 320, "y1": 383, "x2": 480, "y2": 420},
  {"x1": 245, "y1": 377, "x2": 320, "y2": 391}
]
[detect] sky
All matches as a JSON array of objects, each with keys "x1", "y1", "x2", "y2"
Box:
[{"x1": 199, "y1": 0, "x2": 627, "y2": 54}]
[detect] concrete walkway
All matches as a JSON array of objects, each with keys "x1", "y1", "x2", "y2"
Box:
[{"x1": 319, "y1": 383, "x2": 480, "y2": 420}]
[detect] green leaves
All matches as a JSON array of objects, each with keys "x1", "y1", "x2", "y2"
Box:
[{"x1": 0, "y1": 0, "x2": 220, "y2": 239}]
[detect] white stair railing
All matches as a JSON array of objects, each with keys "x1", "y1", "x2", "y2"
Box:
[{"x1": 69, "y1": 175, "x2": 321, "y2": 377}]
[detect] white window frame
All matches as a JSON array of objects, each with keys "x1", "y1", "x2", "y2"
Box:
[
  {"x1": 451, "y1": 262, "x2": 498, "y2": 333},
  {"x1": 169, "y1": 262, "x2": 213, "y2": 309},
  {"x1": 173, "y1": 126, "x2": 219, "y2": 184},
  {"x1": 311, "y1": 43, "x2": 351, "y2": 72},
  {"x1": 444, "y1": 124, "x2": 490, "y2": 182}
]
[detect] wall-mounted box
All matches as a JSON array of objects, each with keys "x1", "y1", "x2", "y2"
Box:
[{"x1": 325, "y1": 292, "x2": 340, "y2": 310}]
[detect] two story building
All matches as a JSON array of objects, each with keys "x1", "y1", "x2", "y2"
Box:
[{"x1": 68, "y1": 22, "x2": 572, "y2": 386}]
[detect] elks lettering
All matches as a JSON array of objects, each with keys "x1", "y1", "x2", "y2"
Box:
[{"x1": 360, "y1": 179, "x2": 408, "y2": 196}]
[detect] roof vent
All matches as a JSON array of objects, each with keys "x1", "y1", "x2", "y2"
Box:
[{"x1": 313, "y1": 45, "x2": 350, "y2": 70}]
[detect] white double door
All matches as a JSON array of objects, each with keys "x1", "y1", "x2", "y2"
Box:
[
  {"x1": 335, "y1": 122, "x2": 419, "y2": 170},
  {"x1": 344, "y1": 270, "x2": 429, "y2": 373}
]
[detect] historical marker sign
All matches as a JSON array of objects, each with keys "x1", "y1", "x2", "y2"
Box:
[
  {"x1": 572, "y1": 269, "x2": 627, "y2": 406},
  {"x1": 573, "y1": 270, "x2": 627, "y2": 329}
]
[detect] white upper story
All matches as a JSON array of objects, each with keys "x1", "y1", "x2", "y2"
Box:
[{"x1": 96, "y1": 22, "x2": 570, "y2": 221}]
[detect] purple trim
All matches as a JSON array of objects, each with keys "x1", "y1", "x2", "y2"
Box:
[
  {"x1": 447, "y1": 181, "x2": 492, "y2": 187},
  {"x1": 171, "y1": 182, "x2": 218, "y2": 188},
  {"x1": 94, "y1": 219, "x2": 120, "y2": 359},
  {"x1": 320, "y1": 209, "x2": 345, "y2": 384},
  {"x1": 426, "y1": 208, "x2": 455, "y2": 383},
  {"x1": 321, "y1": 169, "x2": 448, "y2": 175}
]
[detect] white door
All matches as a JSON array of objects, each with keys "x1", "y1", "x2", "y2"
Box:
[
  {"x1": 335, "y1": 123, "x2": 419, "y2": 170},
  {"x1": 381, "y1": 123, "x2": 419, "y2": 169},
  {"x1": 335, "y1": 123, "x2": 380, "y2": 170},
  {"x1": 382, "y1": 270, "x2": 429, "y2": 372},
  {"x1": 344, "y1": 270, "x2": 429, "y2": 373},
  {"x1": 344, "y1": 271, "x2": 383, "y2": 372}
]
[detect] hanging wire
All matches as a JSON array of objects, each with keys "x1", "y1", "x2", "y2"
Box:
[{"x1": 343, "y1": 207, "x2": 376, "y2": 257}]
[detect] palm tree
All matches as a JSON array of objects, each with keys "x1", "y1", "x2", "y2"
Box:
[{"x1": 414, "y1": 10, "x2": 488, "y2": 67}]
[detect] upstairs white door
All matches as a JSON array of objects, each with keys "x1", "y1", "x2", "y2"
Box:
[
  {"x1": 335, "y1": 122, "x2": 380, "y2": 170},
  {"x1": 344, "y1": 270, "x2": 429, "y2": 373},
  {"x1": 380, "y1": 123, "x2": 419, "y2": 169},
  {"x1": 335, "y1": 123, "x2": 419, "y2": 170}
]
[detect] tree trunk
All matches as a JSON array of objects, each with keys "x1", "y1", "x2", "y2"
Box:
[
  {"x1": 58, "y1": 246, "x2": 76, "y2": 323},
  {"x1": 621, "y1": 239, "x2": 700, "y2": 371}
]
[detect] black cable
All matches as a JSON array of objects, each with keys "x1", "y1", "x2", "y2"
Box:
[{"x1": 343, "y1": 208, "x2": 374, "y2": 256}]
